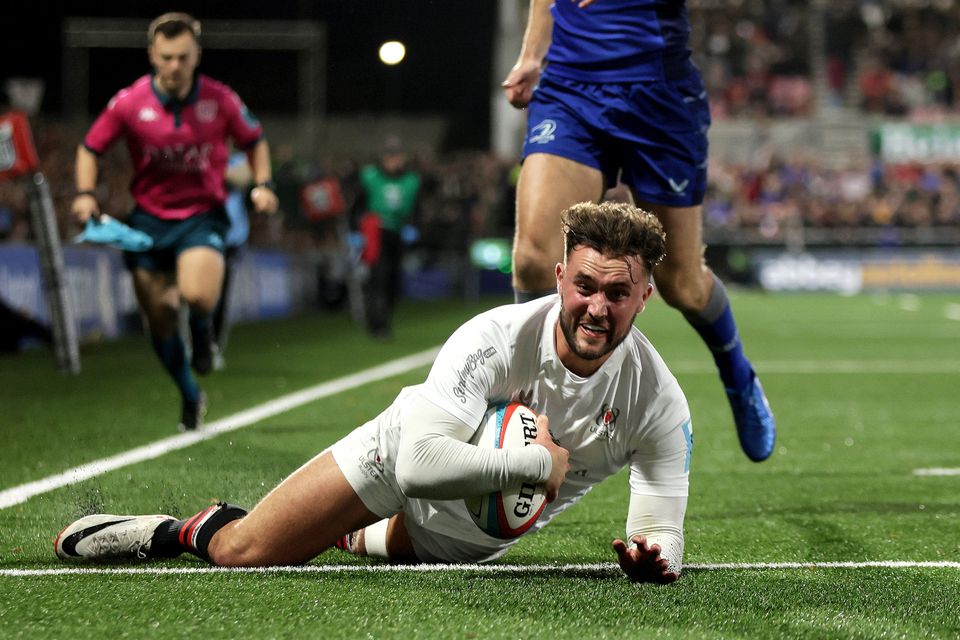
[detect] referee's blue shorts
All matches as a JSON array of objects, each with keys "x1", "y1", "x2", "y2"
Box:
[{"x1": 521, "y1": 69, "x2": 711, "y2": 207}]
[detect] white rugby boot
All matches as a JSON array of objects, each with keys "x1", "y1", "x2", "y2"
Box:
[{"x1": 54, "y1": 514, "x2": 174, "y2": 561}]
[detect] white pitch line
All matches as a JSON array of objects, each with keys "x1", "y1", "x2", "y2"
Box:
[
  {"x1": 2, "y1": 560, "x2": 959, "y2": 578},
  {"x1": 897, "y1": 294, "x2": 921, "y2": 312},
  {"x1": 671, "y1": 361, "x2": 960, "y2": 375},
  {"x1": 913, "y1": 468, "x2": 960, "y2": 476},
  {"x1": 0, "y1": 348, "x2": 440, "y2": 511}
]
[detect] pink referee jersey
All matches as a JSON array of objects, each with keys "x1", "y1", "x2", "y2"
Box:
[{"x1": 84, "y1": 74, "x2": 264, "y2": 220}]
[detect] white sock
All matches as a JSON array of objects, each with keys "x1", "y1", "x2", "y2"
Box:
[{"x1": 364, "y1": 518, "x2": 390, "y2": 559}]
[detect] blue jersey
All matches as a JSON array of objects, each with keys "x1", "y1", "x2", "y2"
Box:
[{"x1": 545, "y1": 0, "x2": 692, "y2": 82}]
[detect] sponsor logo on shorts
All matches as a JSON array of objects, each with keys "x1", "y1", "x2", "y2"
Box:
[
  {"x1": 358, "y1": 447, "x2": 384, "y2": 479},
  {"x1": 452, "y1": 346, "x2": 497, "y2": 403},
  {"x1": 668, "y1": 178, "x2": 689, "y2": 194},
  {"x1": 529, "y1": 119, "x2": 557, "y2": 144},
  {"x1": 205, "y1": 232, "x2": 224, "y2": 250},
  {"x1": 590, "y1": 403, "x2": 620, "y2": 440}
]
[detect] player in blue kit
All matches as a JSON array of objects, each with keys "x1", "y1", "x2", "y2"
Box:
[{"x1": 502, "y1": 0, "x2": 776, "y2": 462}]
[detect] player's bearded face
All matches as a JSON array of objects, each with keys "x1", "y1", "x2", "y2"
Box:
[
  {"x1": 149, "y1": 32, "x2": 201, "y2": 97},
  {"x1": 556, "y1": 247, "x2": 652, "y2": 374}
]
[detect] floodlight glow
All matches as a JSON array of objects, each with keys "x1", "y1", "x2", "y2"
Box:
[
  {"x1": 470, "y1": 238, "x2": 513, "y2": 272},
  {"x1": 379, "y1": 41, "x2": 406, "y2": 65}
]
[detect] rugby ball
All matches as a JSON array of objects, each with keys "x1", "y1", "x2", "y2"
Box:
[{"x1": 464, "y1": 402, "x2": 547, "y2": 539}]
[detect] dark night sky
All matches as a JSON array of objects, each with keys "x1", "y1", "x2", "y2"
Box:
[{"x1": 3, "y1": 1, "x2": 497, "y2": 148}]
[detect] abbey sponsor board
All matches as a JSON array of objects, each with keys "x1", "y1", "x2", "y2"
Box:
[{"x1": 755, "y1": 249, "x2": 960, "y2": 293}]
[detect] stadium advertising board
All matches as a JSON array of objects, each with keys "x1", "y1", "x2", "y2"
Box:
[
  {"x1": 755, "y1": 249, "x2": 960, "y2": 293},
  {"x1": 873, "y1": 123, "x2": 960, "y2": 162}
]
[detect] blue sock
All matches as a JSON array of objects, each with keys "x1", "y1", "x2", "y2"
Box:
[
  {"x1": 151, "y1": 334, "x2": 199, "y2": 402},
  {"x1": 683, "y1": 276, "x2": 753, "y2": 391}
]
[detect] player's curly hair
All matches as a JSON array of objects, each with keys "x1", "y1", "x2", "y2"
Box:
[
  {"x1": 148, "y1": 12, "x2": 202, "y2": 43},
  {"x1": 561, "y1": 201, "x2": 666, "y2": 280}
]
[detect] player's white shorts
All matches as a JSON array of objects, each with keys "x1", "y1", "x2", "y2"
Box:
[
  {"x1": 330, "y1": 413, "x2": 509, "y2": 564},
  {"x1": 329, "y1": 414, "x2": 405, "y2": 519}
]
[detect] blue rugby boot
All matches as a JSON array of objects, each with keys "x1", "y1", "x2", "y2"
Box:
[{"x1": 726, "y1": 370, "x2": 776, "y2": 462}]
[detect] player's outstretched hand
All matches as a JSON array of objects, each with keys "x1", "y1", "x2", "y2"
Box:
[
  {"x1": 532, "y1": 414, "x2": 568, "y2": 502},
  {"x1": 611, "y1": 535, "x2": 679, "y2": 584}
]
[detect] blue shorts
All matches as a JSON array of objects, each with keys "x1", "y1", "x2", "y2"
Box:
[
  {"x1": 521, "y1": 72, "x2": 710, "y2": 207},
  {"x1": 122, "y1": 206, "x2": 229, "y2": 272}
]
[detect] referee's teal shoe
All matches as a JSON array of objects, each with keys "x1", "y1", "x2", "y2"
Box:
[
  {"x1": 73, "y1": 215, "x2": 154, "y2": 252},
  {"x1": 726, "y1": 372, "x2": 776, "y2": 462}
]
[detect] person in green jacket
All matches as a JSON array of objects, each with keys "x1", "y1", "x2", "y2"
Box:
[{"x1": 358, "y1": 136, "x2": 421, "y2": 340}]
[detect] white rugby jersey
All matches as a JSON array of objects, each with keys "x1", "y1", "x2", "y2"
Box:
[{"x1": 384, "y1": 295, "x2": 692, "y2": 554}]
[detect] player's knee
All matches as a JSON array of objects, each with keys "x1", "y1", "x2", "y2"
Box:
[
  {"x1": 180, "y1": 290, "x2": 218, "y2": 313},
  {"x1": 512, "y1": 242, "x2": 558, "y2": 291},
  {"x1": 654, "y1": 268, "x2": 710, "y2": 313}
]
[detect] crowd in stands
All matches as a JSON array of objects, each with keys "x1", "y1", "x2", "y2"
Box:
[
  {"x1": 262, "y1": 146, "x2": 517, "y2": 262},
  {"x1": 852, "y1": 2, "x2": 960, "y2": 117},
  {"x1": 0, "y1": 123, "x2": 518, "y2": 261},
  {"x1": 703, "y1": 153, "x2": 960, "y2": 246},
  {"x1": 5, "y1": 2, "x2": 960, "y2": 250},
  {"x1": 689, "y1": 0, "x2": 960, "y2": 119},
  {"x1": 690, "y1": 0, "x2": 814, "y2": 118},
  {"x1": 2, "y1": 122, "x2": 957, "y2": 254}
]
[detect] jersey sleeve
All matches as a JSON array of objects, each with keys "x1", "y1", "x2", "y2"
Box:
[
  {"x1": 628, "y1": 381, "x2": 692, "y2": 498},
  {"x1": 83, "y1": 92, "x2": 127, "y2": 155},
  {"x1": 222, "y1": 88, "x2": 263, "y2": 149},
  {"x1": 625, "y1": 493, "x2": 687, "y2": 575},
  {"x1": 396, "y1": 395, "x2": 551, "y2": 499},
  {"x1": 418, "y1": 312, "x2": 509, "y2": 432}
]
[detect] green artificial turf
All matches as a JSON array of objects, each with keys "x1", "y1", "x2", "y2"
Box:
[{"x1": 1, "y1": 292, "x2": 958, "y2": 639}]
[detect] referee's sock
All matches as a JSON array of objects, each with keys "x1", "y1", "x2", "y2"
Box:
[
  {"x1": 682, "y1": 274, "x2": 753, "y2": 391},
  {"x1": 188, "y1": 309, "x2": 214, "y2": 375},
  {"x1": 151, "y1": 334, "x2": 200, "y2": 404}
]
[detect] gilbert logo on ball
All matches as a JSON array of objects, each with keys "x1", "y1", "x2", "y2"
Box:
[{"x1": 464, "y1": 402, "x2": 547, "y2": 539}]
